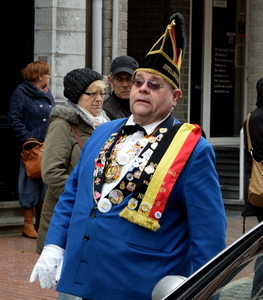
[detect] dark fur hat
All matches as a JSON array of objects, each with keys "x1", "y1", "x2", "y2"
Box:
[{"x1": 64, "y1": 68, "x2": 102, "y2": 103}]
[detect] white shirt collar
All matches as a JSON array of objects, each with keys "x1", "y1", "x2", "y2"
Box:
[{"x1": 125, "y1": 114, "x2": 171, "y2": 135}]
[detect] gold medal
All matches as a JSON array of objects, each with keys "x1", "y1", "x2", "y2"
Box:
[{"x1": 105, "y1": 162, "x2": 121, "y2": 183}]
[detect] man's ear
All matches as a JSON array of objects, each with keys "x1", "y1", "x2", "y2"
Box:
[
  {"x1": 172, "y1": 89, "x2": 182, "y2": 107},
  {"x1": 108, "y1": 75, "x2": 114, "y2": 89}
]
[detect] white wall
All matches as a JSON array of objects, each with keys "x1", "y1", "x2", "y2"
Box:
[{"x1": 35, "y1": 0, "x2": 86, "y2": 103}]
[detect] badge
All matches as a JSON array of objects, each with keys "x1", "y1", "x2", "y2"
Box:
[
  {"x1": 108, "y1": 189, "x2": 124, "y2": 205},
  {"x1": 134, "y1": 170, "x2": 142, "y2": 179},
  {"x1": 142, "y1": 148, "x2": 153, "y2": 160},
  {"x1": 117, "y1": 154, "x2": 130, "y2": 165},
  {"x1": 151, "y1": 142, "x2": 158, "y2": 150},
  {"x1": 135, "y1": 157, "x2": 142, "y2": 164},
  {"x1": 139, "y1": 202, "x2": 151, "y2": 213},
  {"x1": 126, "y1": 173, "x2": 134, "y2": 181},
  {"x1": 126, "y1": 182, "x2": 136, "y2": 192},
  {"x1": 94, "y1": 178, "x2": 101, "y2": 185},
  {"x1": 139, "y1": 138, "x2": 148, "y2": 147},
  {"x1": 97, "y1": 198, "x2": 112, "y2": 213},
  {"x1": 133, "y1": 146, "x2": 142, "y2": 155},
  {"x1": 155, "y1": 211, "x2": 162, "y2": 219},
  {"x1": 148, "y1": 136, "x2": 157, "y2": 143},
  {"x1": 133, "y1": 161, "x2": 139, "y2": 168},
  {"x1": 144, "y1": 165, "x2": 155, "y2": 174},
  {"x1": 156, "y1": 134, "x2": 164, "y2": 141},
  {"x1": 128, "y1": 198, "x2": 138, "y2": 210},
  {"x1": 128, "y1": 165, "x2": 135, "y2": 172},
  {"x1": 94, "y1": 191, "x2": 101, "y2": 199},
  {"x1": 105, "y1": 163, "x2": 121, "y2": 183},
  {"x1": 160, "y1": 128, "x2": 167, "y2": 133}
]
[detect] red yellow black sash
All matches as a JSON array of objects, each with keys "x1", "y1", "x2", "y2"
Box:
[{"x1": 119, "y1": 123, "x2": 202, "y2": 231}]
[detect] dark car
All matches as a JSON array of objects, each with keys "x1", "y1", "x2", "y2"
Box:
[{"x1": 152, "y1": 221, "x2": 263, "y2": 300}]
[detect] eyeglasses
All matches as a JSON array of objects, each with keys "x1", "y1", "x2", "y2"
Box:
[
  {"x1": 83, "y1": 92, "x2": 106, "y2": 98},
  {"x1": 132, "y1": 78, "x2": 173, "y2": 90}
]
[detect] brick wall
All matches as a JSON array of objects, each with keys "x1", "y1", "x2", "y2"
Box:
[
  {"x1": 247, "y1": 0, "x2": 263, "y2": 112},
  {"x1": 102, "y1": 0, "x2": 129, "y2": 76}
]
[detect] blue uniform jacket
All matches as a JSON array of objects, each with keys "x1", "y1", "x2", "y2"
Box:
[{"x1": 45, "y1": 117, "x2": 227, "y2": 300}]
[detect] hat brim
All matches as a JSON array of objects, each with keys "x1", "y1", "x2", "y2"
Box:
[{"x1": 111, "y1": 67, "x2": 135, "y2": 76}]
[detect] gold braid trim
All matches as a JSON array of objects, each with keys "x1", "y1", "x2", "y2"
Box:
[{"x1": 119, "y1": 207, "x2": 161, "y2": 232}]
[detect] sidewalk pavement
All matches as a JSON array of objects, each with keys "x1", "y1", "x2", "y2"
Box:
[{"x1": 0, "y1": 209, "x2": 259, "y2": 300}]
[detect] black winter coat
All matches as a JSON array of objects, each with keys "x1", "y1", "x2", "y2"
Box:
[{"x1": 243, "y1": 77, "x2": 263, "y2": 218}]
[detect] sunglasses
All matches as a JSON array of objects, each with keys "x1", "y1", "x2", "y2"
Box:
[{"x1": 132, "y1": 78, "x2": 173, "y2": 91}]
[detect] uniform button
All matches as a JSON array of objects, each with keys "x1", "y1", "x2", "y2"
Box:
[
  {"x1": 43, "y1": 119, "x2": 47, "y2": 122},
  {"x1": 90, "y1": 212, "x2": 96, "y2": 218},
  {"x1": 84, "y1": 235, "x2": 89, "y2": 241},
  {"x1": 39, "y1": 104, "x2": 43, "y2": 107}
]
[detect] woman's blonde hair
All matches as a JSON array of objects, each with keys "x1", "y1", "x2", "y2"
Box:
[{"x1": 88, "y1": 76, "x2": 108, "y2": 91}]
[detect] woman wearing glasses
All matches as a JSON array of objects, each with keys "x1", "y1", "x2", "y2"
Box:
[
  {"x1": 36, "y1": 69, "x2": 109, "y2": 300},
  {"x1": 8, "y1": 60, "x2": 55, "y2": 239}
]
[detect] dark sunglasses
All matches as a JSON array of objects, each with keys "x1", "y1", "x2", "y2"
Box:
[{"x1": 132, "y1": 78, "x2": 173, "y2": 90}]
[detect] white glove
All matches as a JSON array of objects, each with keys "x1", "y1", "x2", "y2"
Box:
[{"x1": 29, "y1": 244, "x2": 64, "y2": 289}]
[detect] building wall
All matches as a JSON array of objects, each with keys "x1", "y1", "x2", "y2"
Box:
[
  {"x1": 35, "y1": 0, "x2": 87, "y2": 104},
  {"x1": 247, "y1": 0, "x2": 263, "y2": 112},
  {"x1": 103, "y1": 0, "x2": 129, "y2": 75},
  {"x1": 33, "y1": 0, "x2": 261, "y2": 122},
  {"x1": 35, "y1": 0, "x2": 130, "y2": 103}
]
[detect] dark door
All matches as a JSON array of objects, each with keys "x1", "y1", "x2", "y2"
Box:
[{"x1": 0, "y1": 1, "x2": 35, "y2": 201}]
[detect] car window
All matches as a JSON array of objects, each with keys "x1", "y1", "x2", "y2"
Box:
[
  {"x1": 209, "y1": 247, "x2": 263, "y2": 299},
  {"x1": 156, "y1": 222, "x2": 263, "y2": 300}
]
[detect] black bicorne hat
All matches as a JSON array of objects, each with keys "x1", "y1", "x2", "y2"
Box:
[{"x1": 135, "y1": 13, "x2": 186, "y2": 89}]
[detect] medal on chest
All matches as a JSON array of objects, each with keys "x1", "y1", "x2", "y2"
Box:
[{"x1": 93, "y1": 125, "x2": 167, "y2": 213}]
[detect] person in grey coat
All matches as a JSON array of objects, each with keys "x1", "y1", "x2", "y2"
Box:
[{"x1": 8, "y1": 60, "x2": 55, "y2": 239}]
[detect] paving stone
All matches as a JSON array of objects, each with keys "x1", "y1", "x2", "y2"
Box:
[{"x1": 0, "y1": 209, "x2": 259, "y2": 299}]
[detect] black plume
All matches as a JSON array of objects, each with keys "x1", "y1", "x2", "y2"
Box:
[{"x1": 169, "y1": 13, "x2": 187, "y2": 56}]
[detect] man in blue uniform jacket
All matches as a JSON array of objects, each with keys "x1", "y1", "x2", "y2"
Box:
[{"x1": 30, "y1": 13, "x2": 227, "y2": 300}]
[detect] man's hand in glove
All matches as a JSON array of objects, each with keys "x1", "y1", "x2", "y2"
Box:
[{"x1": 29, "y1": 244, "x2": 64, "y2": 289}]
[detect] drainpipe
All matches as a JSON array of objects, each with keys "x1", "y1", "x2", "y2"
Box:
[
  {"x1": 92, "y1": 0, "x2": 103, "y2": 73},
  {"x1": 112, "y1": 0, "x2": 119, "y2": 60}
]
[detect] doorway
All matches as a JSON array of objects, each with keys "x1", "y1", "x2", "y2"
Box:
[
  {"x1": 0, "y1": 1, "x2": 35, "y2": 201},
  {"x1": 190, "y1": 0, "x2": 247, "y2": 145}
]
